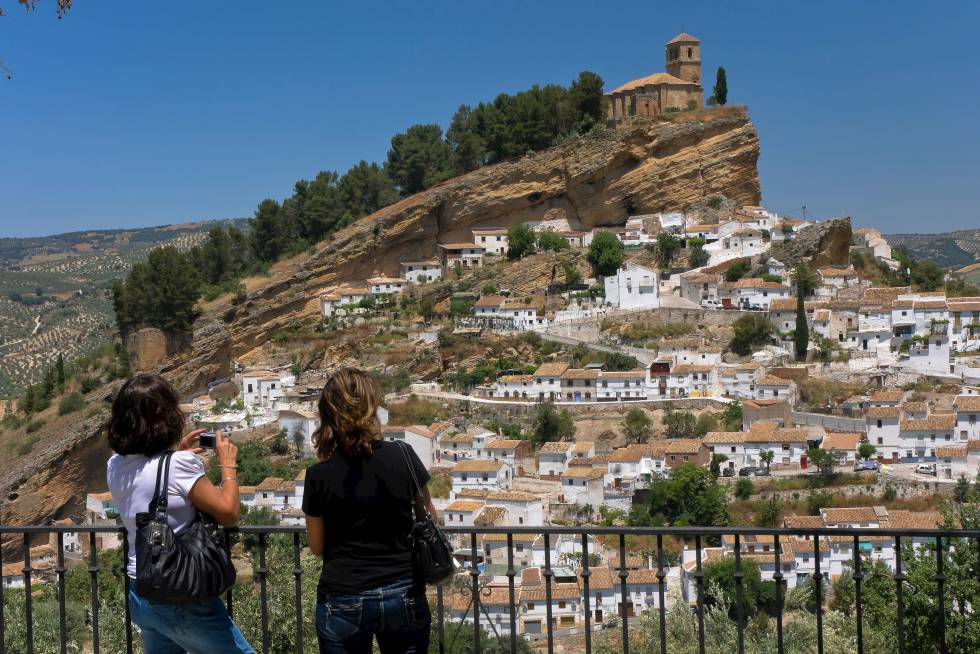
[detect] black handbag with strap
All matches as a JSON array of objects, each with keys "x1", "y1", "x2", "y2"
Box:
[
  {"x1": 134, "y1": 451, "x2": 237, "y2": 603},
  {"x1": 396, "y1": 442, "x2": 456, "y2": 585}
]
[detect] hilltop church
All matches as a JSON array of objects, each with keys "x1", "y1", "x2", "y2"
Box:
[{"x1": 606, "y1": 32, "x2": 703, "y2": 125}]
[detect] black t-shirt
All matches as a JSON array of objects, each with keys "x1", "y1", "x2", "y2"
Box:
[{"x1": 302, "y1": 440, "x2": 430, "y2": 596}]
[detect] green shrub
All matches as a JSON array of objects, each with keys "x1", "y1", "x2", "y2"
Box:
[
  {"x1": 26, "y1": 420, "x2": 45, "y2": 434},
  {"x1": 58, "y1": 393, "x2": 86, "y2": 416}
]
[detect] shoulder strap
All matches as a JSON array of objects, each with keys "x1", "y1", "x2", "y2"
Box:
[
  {"x1": 150, "y1": 451, "x2": 175, "y2": 520},
  {"x1": 396, "y1": 441, "x2": 429, "y2": 520}
]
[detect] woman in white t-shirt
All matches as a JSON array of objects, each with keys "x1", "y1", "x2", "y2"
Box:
[{"x1": 105, "y1": 374, "x2": 254, "y2": 654}]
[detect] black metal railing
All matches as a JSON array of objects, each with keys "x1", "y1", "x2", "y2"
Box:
[{"x1": 2, "y1": 524, "x2": 980, "y2": 654}]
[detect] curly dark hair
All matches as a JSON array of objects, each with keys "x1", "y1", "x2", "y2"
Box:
[
  {"x1": 313, "y1": 368, "x2": 381, "y2": 461},
  {"x1": 107, "y1": 374, "x2": 185, "y2": 456}
]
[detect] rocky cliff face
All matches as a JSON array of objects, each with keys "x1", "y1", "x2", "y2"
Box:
[
  {"x1": 769, "y1": 217, "x2": 853, "y2": 268},
  {"x1": 164, "y1": 105, "x2": 761, "y2": 392},
  {"x1": 0, "y1": 106, "x2": 761, "y2": 530}
]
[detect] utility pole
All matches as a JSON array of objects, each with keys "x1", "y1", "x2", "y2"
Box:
[{"x1": 802, "y1": 204, "x2": 807, "y2": 220}]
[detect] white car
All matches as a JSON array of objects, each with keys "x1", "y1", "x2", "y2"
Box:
[
  {"x1": 701, "y1": 300, "x2": 721, "y2": 309},
  {"x1": 915, "y1": 464, "x2": 935, "y2": 475}
]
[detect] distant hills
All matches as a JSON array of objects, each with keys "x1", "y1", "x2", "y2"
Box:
[
  {"x1": 885, "y1": 229, "x2": 980, "y2": 269},
  {"x1": 0, "y1": 219, "x2": 242, "y2": 398}
]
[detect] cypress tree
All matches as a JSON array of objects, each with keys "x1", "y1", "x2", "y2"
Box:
[
  {"x1": 713, "y1": 67, "x2": 728, "y2": 106},
  {"x1": 794, "y1": 287, "x2": 809, "y2": 360}
]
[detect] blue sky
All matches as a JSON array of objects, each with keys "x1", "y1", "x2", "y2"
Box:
[{"x1": 1, "y1": 0, "x2": 978, "y2": 237}]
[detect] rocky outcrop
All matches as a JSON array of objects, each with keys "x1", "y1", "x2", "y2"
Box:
[
  {"x1": 769, "y1": 217, "x2": 853, "y2": 268},
  {"x1": 164, "y1": 105, "x2": 761, "y2": 393}
]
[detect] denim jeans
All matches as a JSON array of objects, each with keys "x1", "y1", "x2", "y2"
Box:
[
  {"x1": 129, "y1": 588, "x2": 255, "y2": 654},
  {"x1": 316, "y1": 578, "x2": 431, "y2": 654}
]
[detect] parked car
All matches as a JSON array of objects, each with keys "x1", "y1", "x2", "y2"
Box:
[
  {"x1": 854, "y1": 460, "x2": 879, "y2": 471},
  {"x1": 915, "y1": 463, "x2": 936, "y2": 475},
  {"x1": 739, "y1": 466, "x2": 769, "y2": 477},
  {"x1": 747, "y1": 304, "x2": 764, "y2": 311},
  {"x1": 722, "y1": 467, "x2": 736, "y2": 477},
  {"x1": 701, "y1": 300, "x2": 721, "y2": 309}
]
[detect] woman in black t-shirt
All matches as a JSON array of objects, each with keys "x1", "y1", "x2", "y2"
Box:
[{"x1": 303, "y1": 368, "x2": 435, "y2": 654}]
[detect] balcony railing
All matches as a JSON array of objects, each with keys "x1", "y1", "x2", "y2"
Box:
[{"x1": 2, "y1": 524, "x2": 980, "y2": 654}]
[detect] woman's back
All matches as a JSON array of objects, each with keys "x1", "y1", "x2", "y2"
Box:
[
  {"x1": 106, "y1": 451, "x2": 205, "y2": 577},
  {"x1": 302, "y1": 440, "x2": 429, "y2": 596}
]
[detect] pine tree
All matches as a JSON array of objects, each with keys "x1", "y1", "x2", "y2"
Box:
[
  {"x1": 55, "y1": 353, "x2": 66, "y2": 389},
  {"x1": 795, "y1": 289, "x2": 809, "y2": 361},
  {"x1": 713, "y1": 67, "x2": 728, "y2": 105}
]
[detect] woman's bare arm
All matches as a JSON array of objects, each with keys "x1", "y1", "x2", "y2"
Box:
[
  {"x1": 306, "y1": 515, "x2": 325, "y2": 556},
  {"x1": 187, "y1": 431, "x2": 240, "y2": 526}
]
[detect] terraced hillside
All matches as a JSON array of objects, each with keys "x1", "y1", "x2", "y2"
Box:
[
  {"x1": 886, "y1": 229, "x2": 980, "y2": 269},
  {"x1": 0, "y1": 221, "x2": 242, "y2": 398}
]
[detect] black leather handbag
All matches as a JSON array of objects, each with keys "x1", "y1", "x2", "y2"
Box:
[
  {"x1": 397, "y1": 442, "x2": 456, "y2": 585},
  {"x1": 134, "y1": 451, "x2": 237, "y2": 603}
]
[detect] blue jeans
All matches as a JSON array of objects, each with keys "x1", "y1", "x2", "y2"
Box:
[
  {"x1": 129, "y1": 588, "x2": 255, "y2": 654},
  {"x1": 316, "y1": 579, "x2": 430, "y2": 654}
]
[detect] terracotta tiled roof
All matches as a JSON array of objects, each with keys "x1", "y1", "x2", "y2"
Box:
[
  {"x1": 865, "y1": 407, "x2": 900, "y2": 420},
  {"x1": 600, "y1": 370, "x2": 647, "y2": 379},
  {"x1": 703, "y1": 431, "x2": 745, "y2": 445},
  {"x1": 487, "y1": 439, "x2": 523, "y2": 450},
  {"x1": 954, "y1": 395, "x2": 980, "y2": 412},
  {"x1": 820, "y1": 507, "x2": 880, "y2": 524},
  {"x1": 821, "y1": 432, "x2": 862, "y2": 451},
  {"x1": 935, "y1": 446, "x2": 967, "y2": 458},
  {"x1": 900, "y1": 414, "x2": 956, "y2": 431},
  {"x1": 475, "y1": 506, "x2": 507, "y2": 526},
  {"x1": 884, "y1": 510, "x2": 943, "y2": 530},
  {"x1": 561, "y1": 467, "x2": 606, "y2": 480},
  {"x1": 485, "y1": 490, "x2": 541, "y2": 502},
  {"x1": 671, "y1": 364, "x2": 714, "y2": 374},
  {"x1": 870, "y1": 389, "x2": 905, "y2": 402},
  {"x1": 562, "y1": 368, "x2": 600, "y2": 380},
  {"x1": 453, "y1": 460, "x2": 506, "y2": 473},
  {"x1": 609, "y1": 72, "x2": 696, "y2": 94},
  {"x1": 664, "y1": 439, "x2": 704, "y2": 454},
  {"x1": 571, "y1": 441, "x2": 595, "y2": 453},
  {"x1": 474, "y1": 295, "x2": 506, "y2": 308},
  {"x1": 535, "y1": 362, "x2": 570, "y2": 377},
  {"x1": 783, "y1": 515, "x2": 825, "y2": 529},
  {"x1": 539, "y1": 441, "x2": 573, "y2": 454},
  {"x1": 446, "y1": 500, "x2": 484, "y2": 512},
  {"x1": 521, "y1": 583, "x2": 580, "y2": 602},
  {"x1": 901, "y1": 402, "x2": 928, "y2": 415},
  {"x1": 668, "y1": 32, "x2": 700, "y2": 44}
]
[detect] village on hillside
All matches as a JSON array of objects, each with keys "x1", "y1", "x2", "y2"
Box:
[{"x1": 48, "y1": 199, "x2": 980, "y2": 643}]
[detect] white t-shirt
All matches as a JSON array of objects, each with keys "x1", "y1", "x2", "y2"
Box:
[{"x1": 106, "y1": 451, "x2": 206, "y2": 578}]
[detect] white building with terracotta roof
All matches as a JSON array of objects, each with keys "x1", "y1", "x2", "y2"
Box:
[
  {"x1": 560, "y1": 467, "x2": 605, "y2": 507},
  {"x1": 242, "y1": 370, "x2": 288, "y2": 408},
  {"x1": 954, "y1": 395, "x2": 980, "y2": 441},
  {"x1": 866, "y1": 406, "x2": 902, "y2": 461},
  {"x1": 602, "y1": 262, "x2": 660, "y2": 310},
  {"x1": 367, "y1": 276, "x2": 410, "y2": 296},
  {"x1": 537, "y1": 441, "x2": 574, "y2": 477},
  {"x1": 451, "y1": 459, "x2": 513, "y2": 496},
  {"x1": 471, "y1": 227, "x2": 509, "y2": 256},
  {"x1": 718, "y1": 278, "x2": 792, "y2": 310},
  {"x1": 437, "y1": 242, "x2": 485, "y2": 269},
  {"x1": 278, "y1": 408, "x2": 319, "y2": 456},
  {"x1": 400, "y1": 259, "x2": 442, "y2": 283},
  {"x1": 383, "y1": 424, "x2": 436, "y2": 468}
]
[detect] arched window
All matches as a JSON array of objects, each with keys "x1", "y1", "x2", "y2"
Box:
[{"x1": 687, "y1": 47, "x2": 693, "y2": 58}]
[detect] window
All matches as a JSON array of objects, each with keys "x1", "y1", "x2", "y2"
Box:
[
  {"x1": 527, "y1": 603, "x2": 535, "y2": 610},
  {"x1": 877, "y1": 420, "x2": 883, "y2": 429},
  {"x1": 558, "y1": 601, "x2": 566, "y2": 609},
  {"x1": 448, "y1": 514, "x2": 453, "y2": 522}
]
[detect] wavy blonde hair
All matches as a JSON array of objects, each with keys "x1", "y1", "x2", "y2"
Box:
[{"x1": 312, "y1": 368, "x2": 382, "y2": 460}]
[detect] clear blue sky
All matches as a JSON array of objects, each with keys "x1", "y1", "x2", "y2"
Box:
[{"x1": 2, "y1": 0, "x2": 978, "y2": 237}]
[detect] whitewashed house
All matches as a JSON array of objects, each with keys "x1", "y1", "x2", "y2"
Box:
[
  {"x1": 382, "y1": 425, "x2": 436, "y2": 468},
  {"x1": 451, "y1": 460, "x2": 513, "y2": 495},
  {"x1": 367, "y1": 276, "x2": 410, "y2": 296},
  {"x1": 472, "y1": 227, "x2": 509, "y2": 256},
  {"x1": 400, "y1": 259, "x2": 443, "y2": 284},
  {"x1": 278, "y1": 408, "x2": 318, "y2": 455},
  {"x1": 603, "y1": 262, "x2": 660, "y2": 310},
  {"x1": 538, "y1": 441, "x2": 573, "y2": 477}
]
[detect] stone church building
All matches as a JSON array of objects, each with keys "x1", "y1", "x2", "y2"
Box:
[{"x1": 607, "y1": 32, "x2": 703, "y2": 124}]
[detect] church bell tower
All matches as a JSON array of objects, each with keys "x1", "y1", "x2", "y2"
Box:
[{"x1": 665, "y1": 32, "x2": 701, "y2": 84}]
